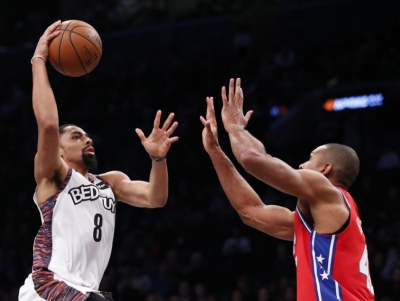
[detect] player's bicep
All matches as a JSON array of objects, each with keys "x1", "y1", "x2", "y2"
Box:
[
  {"x1": 243, "y1": 205, "x2": 294, "y2": 241},
  {"x1": 35, "y1": 127, "x2": 63, "y2": 181},
  {"x1": 117, "y1": 180, "x2": 152, "y2": 207},
  {"x1": 101, "y1": 171, "x2": 152, "y2": 208}
]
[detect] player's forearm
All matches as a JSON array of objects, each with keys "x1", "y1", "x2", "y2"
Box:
[
  {"x1": 208, "y1": 147, "x2": 263, "y2": 218},
  {"x1": 227, "y1": 125, "x2": 266, "y2": 164},
  {"x1": 32, "y1": 60, "x2": 59, "y2": 128},
  {"x1": 146, "y1": 160, "x2": 168, "y2": 208}
]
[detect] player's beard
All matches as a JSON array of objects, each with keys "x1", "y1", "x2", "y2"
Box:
[{"x1": 82, "y1": 147, "x2": 98, "y2": 170}]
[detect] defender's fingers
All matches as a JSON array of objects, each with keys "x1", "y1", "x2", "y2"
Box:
[
  {"x1": 208, "y1": 97, "x2": 217, "y2": 122},
  {"x1": 206, "y1": 97, "x2": 215, "y2": 120},
  {"x1": 135, "y1": 128, "x2": 146, "y2": 142},
  {"x1": 200, "y1": 116, "x2": 209, "y2": 126},
  {"x1": 153, "y1": 110, "x2": 162, "y2": 129},
  {"x1": 162, "y1": 112, "x2": 175, "y2": 131},
  {"x1": 166, "y1": 121, "x2": 178, "y2": 136},
  {"x1": 209, "y1": 96, "x2": 215, "y2": 110},
  {"x1": 221, "y1": 87, "x2": 228, "y2": 105}
]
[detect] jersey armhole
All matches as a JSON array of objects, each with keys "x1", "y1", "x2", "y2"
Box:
[
  {"x1": 36, "y1": 168, "x2": 73, "y2": 209},
  {"x1": 94, "y1": 175, "x2": 112, "y2": 188},
  {"x1": 325, "y1": 188, "x2": 352, "y2": 235}
]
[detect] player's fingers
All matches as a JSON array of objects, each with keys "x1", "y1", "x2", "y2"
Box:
[
  {"x1": 244, "y1": 110, "x2": 253, "y2": 123},
  {"x1": 228, "y1": 78, "x2": 235, "y2": 103},
  {"x1": 135, "y1": 128, "x2": 146, "y2": 142},
  {"x1": 46, "y1": 20, "x2": 61, "y2": 35},
  {"x1": 166, "y1": 121, "x2": 178, "y2": 136},
  {"x1": 235, "y1": 78, "x2": 243, "y2": 106},
  {"x1": 169, "y1": 136, "x2": 179, "y2": 143},
  {"x1": 153, "y1": 110, "x2": 162, "y2": 129},
  {"x1": 162, "y1": 112, "x2": 175, "y2": 131},
  {"x1": 48, "y1": 30, "x2": 60, "y2": 41}
]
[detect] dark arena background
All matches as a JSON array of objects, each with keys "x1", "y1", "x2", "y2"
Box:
[{"x1": 1, "y1": 0, "x2": 400, "y2": 300}]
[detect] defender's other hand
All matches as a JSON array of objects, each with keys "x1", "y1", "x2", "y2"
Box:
[
  {"x1": 200, "y1": 97, "x2": 220, "y2": 154},
  {"x1": 221, "y1": 78, "x2": 253, "y2": 132},
  {"x1": 135, "y1": 110, "x2": 179, "y2": 158}
]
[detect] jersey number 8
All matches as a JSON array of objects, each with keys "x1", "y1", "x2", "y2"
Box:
[{"x1": 93, "y1": 213, "x2": 103, "y2": 242}]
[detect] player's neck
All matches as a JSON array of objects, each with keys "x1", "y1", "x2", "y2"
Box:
[{"x1": 68, "y1": 162, "x2": 90, "y2": 179}]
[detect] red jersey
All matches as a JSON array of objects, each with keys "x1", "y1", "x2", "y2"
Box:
[{"x1": 293, "y1": 187, "x2": 375, "y2": 301}]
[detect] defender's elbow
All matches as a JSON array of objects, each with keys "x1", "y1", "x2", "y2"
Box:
[
  {"x1": 239, "y1": 214, "x2": 251, "y2": 226},
  {"x1": 238, "y1": 210, "x2": 253, "y2": 226},
  {"x1": 240, "y1": 150, "x2": 260, "y2": 169}
]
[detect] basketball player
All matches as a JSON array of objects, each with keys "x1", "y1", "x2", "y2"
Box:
[
  {"x1": 200, "y1": 78, "x2": 375, "y2": 300},
  {"x1": 19, "y1": 21, "x2": 179, "y2": 301}
]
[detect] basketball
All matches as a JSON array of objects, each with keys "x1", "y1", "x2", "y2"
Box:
[{"x1": 48, "y1": 20, "x2": 102, "y2": 77}]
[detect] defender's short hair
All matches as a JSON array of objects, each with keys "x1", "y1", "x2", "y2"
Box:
[{"x1": 321, "y1": 143, "x2": 360, "y2": 189}]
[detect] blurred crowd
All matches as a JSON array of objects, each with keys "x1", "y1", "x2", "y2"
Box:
[{"x1": 1, "y1": 1, "x2": 400, "y2": 301}]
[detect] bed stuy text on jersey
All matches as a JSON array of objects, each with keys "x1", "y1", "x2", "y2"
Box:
[{"x1": 68, "y1": 182, "x2": 116, "y2": 213}]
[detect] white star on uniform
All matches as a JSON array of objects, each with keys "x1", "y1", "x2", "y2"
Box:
[
  {"x1": 316, "y1": 254, "x2": 325, "y2": 264},
  {"x1": 320, "y1": 271, "x2": 329, "y2": 280}
]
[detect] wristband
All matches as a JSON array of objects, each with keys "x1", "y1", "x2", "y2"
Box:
[
  {"x1": 149, "y1": 154, "x2": 166, "y2": 162},
  {"x1": 31, "y1": 55, "x2": 46, "y2": 64}
]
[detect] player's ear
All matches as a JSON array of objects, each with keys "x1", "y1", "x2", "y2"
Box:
[
  {"x1": 59, "y1": 146, "x2": 64, "y2": 158},
  {"x1": 320, "y1": 163, "x2": 332, "y2": 176}
]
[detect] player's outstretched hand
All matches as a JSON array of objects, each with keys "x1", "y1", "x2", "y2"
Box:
[
  {"x1": 33, "y1": 20, "x2": 61, "y2": 61},
  {"x1": 221, "y1": 78, "x2": 253, "y2": 132},
  {"x1": 200, "y1": 97, "x2": 220, "y2": 154},
  {"x1": 135, "y1": 110, "x2": 179, "y2": 158}
]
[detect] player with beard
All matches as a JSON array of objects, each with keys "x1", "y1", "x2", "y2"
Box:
[{"x1": 19, "y1": 21, "x2": 178, "y2": 301}]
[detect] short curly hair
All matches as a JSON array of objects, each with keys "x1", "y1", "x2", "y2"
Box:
[{"x1": 320, "y1": 143, "x2": 360, "y2": 189}]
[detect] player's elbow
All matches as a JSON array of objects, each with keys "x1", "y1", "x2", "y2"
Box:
[
  {"x1": 38, "y1": 118, "x2": 59, "y2": 132},
  {"x1": 149, "y1": 196, "x2": 168, "y2": 208}
]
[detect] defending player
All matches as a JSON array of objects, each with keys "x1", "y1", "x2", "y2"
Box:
[
  {"x1": 19, "y1": 21, "x2": 178, "y2": 301},
  {"x1": 200, "y1": 78, "x2": 374, "y2": 300}
]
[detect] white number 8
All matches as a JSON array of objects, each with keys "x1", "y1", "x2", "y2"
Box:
[{"x1": 359, "y1": 246, "x2": 374, "y2": 295}]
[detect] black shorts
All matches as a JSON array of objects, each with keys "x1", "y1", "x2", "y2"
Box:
[{"x1": 87, "y1": 292, "x2": 114, "y2": 301}]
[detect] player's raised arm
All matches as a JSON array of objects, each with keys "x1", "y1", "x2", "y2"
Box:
[
  {"x1": 101, "y1": 110, "x2": 178, "y2": 208},
  {"x1": 201, "y1": 97, "x2": 294, "y2": 241},
  {"x1": 221, "y1": 78, "x2": 338, "y2": 203},
  {"x1": 32, "y1": 21, "x2": 69, "y2": 187}
]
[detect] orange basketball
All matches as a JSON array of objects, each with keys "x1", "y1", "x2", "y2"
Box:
[{"x1": 48, "y1": 20, "x2": 102, "y2": 77}]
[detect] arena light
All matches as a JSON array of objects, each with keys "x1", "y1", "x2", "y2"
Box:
[
  {"x1": 270, "y1": 105, "x2": 288, "y2": 116},
  {"x1": 323, "y1": 93, "x2": 384, "y2": 111}
]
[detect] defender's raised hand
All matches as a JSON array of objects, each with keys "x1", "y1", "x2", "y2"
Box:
[
  {"x1": 135, "y1": 110, "x2": 179, "y2": 159},
  {"x1": 200, "y1": 97, "x2": 220, "y2": 154},
  {"x1": 221, "y1": 78, "x2": 253, "y2": 132}
]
